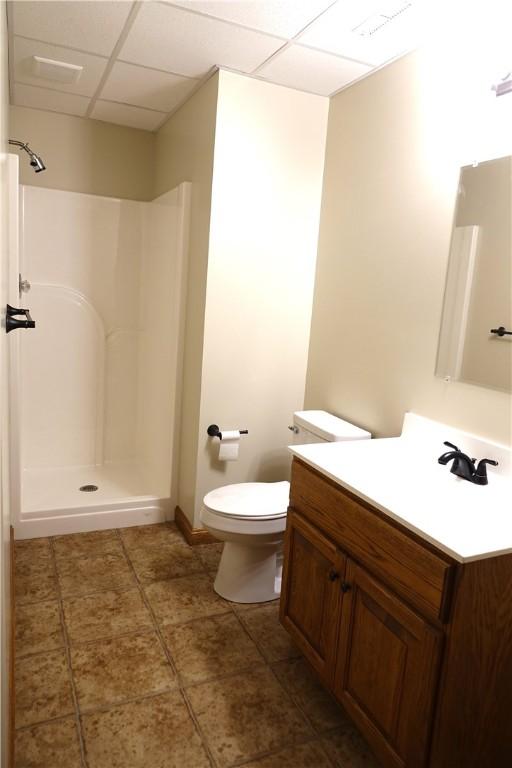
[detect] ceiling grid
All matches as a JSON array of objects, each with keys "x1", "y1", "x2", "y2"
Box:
[{"x1": 7, "y1": 0, "x2": 421, "y2": 131}]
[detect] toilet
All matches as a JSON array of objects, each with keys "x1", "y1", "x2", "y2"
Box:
[{"x1": 201, "y1": 410, "x2": 371, "y2": 603}]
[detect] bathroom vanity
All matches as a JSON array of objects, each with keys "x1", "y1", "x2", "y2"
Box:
[{"x1": 280, "y1": 414, "x2": 512, "y2": 768}]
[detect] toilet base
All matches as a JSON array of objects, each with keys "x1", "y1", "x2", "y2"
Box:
[{"x1": 213, "y1": 541, "x2": 282, "y2": 603}]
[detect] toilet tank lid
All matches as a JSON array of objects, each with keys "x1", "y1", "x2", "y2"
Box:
[{"x1": 293, "y1": 410, "x2": 371, "y2": 441}]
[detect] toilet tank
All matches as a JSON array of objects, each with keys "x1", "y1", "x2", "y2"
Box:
[{"x1": 291, "y1": 410, "x2": 371, "y2": 444}]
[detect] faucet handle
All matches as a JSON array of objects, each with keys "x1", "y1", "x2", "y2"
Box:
[
  {"x1": 438, "y1": 440, "x2": 461, "y2": 464},
  {"x1": 443, "y1": 441, "x2": 460, "y2": 452},
  {"x1": 474, "y1": 458, "x2": 499, "y2": 485}
]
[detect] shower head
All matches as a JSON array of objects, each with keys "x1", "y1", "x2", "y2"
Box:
[{"x1": 8, "y1": 139, "x2": 46, "y2": 173}]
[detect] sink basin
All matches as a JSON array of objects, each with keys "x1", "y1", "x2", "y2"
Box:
[{"x1": 289, "y1": 413, "x2": 511, "y2": 562}]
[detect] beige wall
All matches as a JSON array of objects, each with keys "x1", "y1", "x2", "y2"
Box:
[
  {"x1": 194, "y1": 71, "x2": 328, "y2": 525},
  {"x1": 154, "y1": 73, "x2": 219, "y2": 523},
  {"x1": 306, "y1": 48, "x2": 511, "y2": 446},
  {"x1": 9, "y1": 105, "x2": 154, "y2": 200}
]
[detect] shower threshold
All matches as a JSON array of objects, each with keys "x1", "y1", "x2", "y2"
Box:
[{"x1": 16, "y1": 463, "x2": 169, "y2": 539}]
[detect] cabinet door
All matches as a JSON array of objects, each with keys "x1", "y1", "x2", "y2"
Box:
[
  {"x1": 334, "y1": 561, "x2": 442, "y2": 768},
  {"x1": 280, "y1": 511, "x2": 345, "y2": 683}
]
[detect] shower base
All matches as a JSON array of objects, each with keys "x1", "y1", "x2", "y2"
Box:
[{"x1": 16, "y1": 463, "x2": 170, "y2": 539}]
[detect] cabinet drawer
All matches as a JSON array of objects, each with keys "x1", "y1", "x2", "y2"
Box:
[{"x1": 290, "y1": 459, "x2": 454, "y2": 622}]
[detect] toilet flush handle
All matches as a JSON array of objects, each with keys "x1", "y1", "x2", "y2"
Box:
[{"x1": 288, "y1": 425, "x2": 299, "y2": 434}]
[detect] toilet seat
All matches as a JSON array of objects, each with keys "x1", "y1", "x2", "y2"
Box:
[{"x1": 202, "y1": 481, "x2": 289, "y2": 521}]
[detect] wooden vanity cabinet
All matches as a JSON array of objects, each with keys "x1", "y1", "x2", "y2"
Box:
[
  {"x1": 280, "y1": 512, "x2": 345, "y2": 684},
  {"x1": 333, "y1": 560, "x2": 442, "y2": 768},
  {"x1": 280, "y1": 458, "x2": 512, "y2": 768}
]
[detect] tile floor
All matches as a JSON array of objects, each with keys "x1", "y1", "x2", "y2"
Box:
[{"x1": 14, "y1": 522, "x2": 380, "y2": 768}]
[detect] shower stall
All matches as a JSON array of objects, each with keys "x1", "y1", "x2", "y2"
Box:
[{"x1": 10, "y1": 181, "x2": 191, "y2": 538}]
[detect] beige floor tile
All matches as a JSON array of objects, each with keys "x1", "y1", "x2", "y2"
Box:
[
  {"x1": 322, "y1": 723, "x2": 381, "y2": 767},
  {"x1": 120, "y1": 523, "x2": 183, "y2": 551},
  {"x1": 144, "y1": 572, "x2": 229, "y2": 626},
  {"x1": 15, "y1": 650, "x2": 74, "y2": 728},
  {"x1": 195, "y1": 542, "x2": 224, "y2": 572},
  {"x1": 82, "y1": 690, "x2": 210, "y2": 768},
  {"x1": 63, "y1": 588, "x2": 153, "y2": 644},
  {"x1": 15, "y1": 537, "x2": 52, "y2": 564},
  {"x1": 187, "y1": 665, "x2": 312, "y2": 767},
  {"x1": 57, "y1": 552, "x2": 134, "y2": 597},
  {"x1": 239, "y1": 602, "x2": 300, "y2": 663},
  {"x1": 53, "y1": 529, "x2": 121, "y2": 561},
  {"x1": 16, "y1": 600, "x2": 64, "y2": 658},
  {"x1": 243, "y1": 741, "x2": 334, "y2": 767},
  {"x1": 231, "y1": 597, "x2": 280, "y2": 614},
  {"x1": 15, "y1": 558, "x2": 58, "y2": 605},
  {"x1": 163, "y1": 612, "x2": 262, "y2": 685},
  {"x1": 15, "y1": 716, "x2": 82, "y2": 768},
  {"x1": 128, "y1": 541, "x2": 203, "y2": 583},
  {"x1": 272, "y1": 657, "x2": 345, "y2": 733},
  {"x1": 72, "y1": 632, "x2": 176, "y2": 710}
]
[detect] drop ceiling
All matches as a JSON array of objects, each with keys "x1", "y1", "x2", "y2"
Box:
[{"x1": 7, "y1": 0, "x2": 421, "y2": 132}]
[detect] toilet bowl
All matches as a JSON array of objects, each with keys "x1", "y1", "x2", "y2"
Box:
[
  {"x1": 201, "y1": 481, "x2": 289, "y2": 603},
  {"x1": 201, "y1": 410, "x2": 371, "y2": 603}
]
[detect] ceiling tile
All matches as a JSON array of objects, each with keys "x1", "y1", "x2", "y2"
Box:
[
  {"x1": 100, "y1": 62, "x2": 199, "y2": 112},
  {"x1": 257, "y1": 44, "x2": 371, "y2": 96},
  {"x1": 12, "y1": 83, "x2": 90, "y2": 116},
  {"x1": 298, "y1": 0, "x2": 421, "y2": 66},
  {"x1": 91, "y1": 100, "x2": 166, "y2": 132},
  {"x1": 12, "y1": 36, "x2": 108, "y2": 97},
  {"x1": 166, "y1": 0, "x2": 335, "y2": 39},
  {"x1": 11, "y1": 0, "x2": 132, "y2": 57},
  {"x1": 119, "y1": 2, "x2": 285, "y2": 78}
]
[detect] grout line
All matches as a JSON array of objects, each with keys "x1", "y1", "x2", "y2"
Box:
[
  {"x1": 249, "y1": 0, "x2": 340, "y2": 76},
  {"x1": 13, "y1": 527, "x2": 370, "y2": 767},
  {"x1": 177, "y1": 660, "x2": 268, "y2": 693},
  {"x1": 156, "y1": 0, "x2": 287, "y2": 40},
  {"x1": 63, "y1": 626, "x2": 155, "y2": 649},
  {"x1": 226, "y1": 732, "x2": 333, "y2": 768},
  {"x1": 48, "y1": 537, "x2": 89, "y2": 768},
  {"x1": 15, "y1": 710, "x2": 82, "y2": 734},
  {"x1": 12, "y1": 75, "x2": 169, "y2": 118},
  {"x1": 85, "y1": 0, "x2": 143, "y2": 118},
  {"x1": 114, "y1": 528, "x2": 219, "y2": 768},
  {"x1": 78, "y1": 686, "x2": 179, "y2": 717},
  {"x1": 10, "y1": 33, "x2": 110, "y2": 61}
]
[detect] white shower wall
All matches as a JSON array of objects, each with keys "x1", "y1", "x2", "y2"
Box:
[
  {"x1": 21, "y1": 186, "x2": 143, "y2": 467},
  {"x1": 15, "y1": 183, "x2": 190, "y2": 537}
]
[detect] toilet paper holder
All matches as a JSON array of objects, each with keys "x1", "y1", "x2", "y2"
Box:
[{"x1": 207, "y1": 424, "x2": 248, "y2": 440}]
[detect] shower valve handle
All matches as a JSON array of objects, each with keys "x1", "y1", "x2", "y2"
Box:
[{"x1": 6, "y1": 304, "x2": 36, "y2": 333}]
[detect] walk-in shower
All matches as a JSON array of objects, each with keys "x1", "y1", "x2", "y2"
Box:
[{"x1": 10, "y1": 181, "x2": 191, "y2": 538}]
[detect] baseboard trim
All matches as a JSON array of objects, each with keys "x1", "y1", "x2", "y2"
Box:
[
  {"x1": 175, "y1": 506, "x2": 218, "y2": 545},
  {"x1": 9, "y1": 526, "x2": 15, "y2": 768}
]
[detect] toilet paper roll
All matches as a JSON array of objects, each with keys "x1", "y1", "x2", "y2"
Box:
[{"x1": 218, "y1": 430, "x2": 240, "y2": 461}]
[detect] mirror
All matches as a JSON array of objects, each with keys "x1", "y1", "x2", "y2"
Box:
[{"x1": 436, "y1": 156, "x2": 512, "y2": 393}]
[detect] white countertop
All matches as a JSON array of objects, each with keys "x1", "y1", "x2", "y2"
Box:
[{"x1": 289, "y1": 413, "x2": 512, "y2": 563}]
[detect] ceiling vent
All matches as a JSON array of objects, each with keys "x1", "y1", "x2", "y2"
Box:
[
  {"x1": 493, "y1": 72, "x2": 512, "y2": 97},
  {"x1": 352, "y1": 2, "x2": 413, "y2": 38},
  {"x1": 30, "y1": 55, "x2": 83, "y2": 84}
]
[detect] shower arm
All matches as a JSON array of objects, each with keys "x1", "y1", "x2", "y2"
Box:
[{"x1": 8, "y1": 139, "x2": 46, "y2": 173}]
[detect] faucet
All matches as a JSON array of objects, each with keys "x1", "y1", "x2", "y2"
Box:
[{"x1": 438, "y1": 441, "x2": 498, "y2": 485}]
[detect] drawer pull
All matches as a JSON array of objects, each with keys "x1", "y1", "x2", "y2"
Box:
[
  {"x1": 341, "y1": 581, "x2": 352, "y2": 593},
  {"x1": 328, "y1": 570, "x2": 340, "y2": 582}
]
